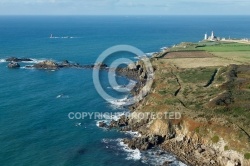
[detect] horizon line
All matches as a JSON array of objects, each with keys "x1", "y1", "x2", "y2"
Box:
[{"x1": 0, "y1": 14, "x2": 250, "y2": 16}]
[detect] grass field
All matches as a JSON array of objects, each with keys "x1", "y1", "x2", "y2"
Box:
[
  {"x1": 197, "y1": 42, "x2": 250, "y2": 52},
  {"x1": 168, "y1": 42, "x2": 250, "y2": 52},
  {"x1": 212, "y1": 51, "x2": 250, "y2": 64},
  {"x1": 160, "y1": 42, "x2": 250, "y2": 67}
]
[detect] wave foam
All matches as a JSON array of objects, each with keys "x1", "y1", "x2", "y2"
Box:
[
  {"x1": 141, "y1": 148, "x2": 187, "y2": 166},
  {"x1": 124, "y1": 131, "x2": 141, "y2": 137},
  {"x1": 30, "y1": 58, "x2": 47, "y2": 64},
  {"x1": 0, "y1": 59, "x2": 6, "y2": 63},
  {"x1": 108, "y1": 96, "x2": 129, "y2": 106},
  {"x1": 145, "y1": 52, "x2": 156, "y2": 56},
  {"x1": 102, "y1": 138, "x2": 186, "y2": 165},
  {"x1": 112, "y1": 85, "x2": 132, "y2": 92},
  {"x1": 160, "y1": 47, "x2": 168, "y2": 51},
  {"x1": 118, "y1": 140, "x2": 142, "y2": 160},
  {"x1": 96, "y1": 112, "x2": 128, "y2": 127},
  {"x1": 56, "y1": 94, "x2": 69, "y2": 99}
]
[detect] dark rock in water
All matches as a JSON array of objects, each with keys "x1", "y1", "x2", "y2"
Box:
[
  {"x1": 33, "y1": 60, "x2": 59, "y2": 70},
  {"x1": 59, "y1": 60, "x2": 73, "y2": 68},
  {"x1": 162, "y1": 160, "x2": 173, "y2": 165},
  {"x1": 122, "y1": 135, "x2": 165, "y2": 151},
  {"x1": 6, "y1": 57, "x2": 32, "y2": 62},
  {"x1": 25, "y1": 65, "x2": 33, "y2": 69},
  {"x1": 99, "y1": 121, "x2": 107, "y2": 128},
  {"x1": 62, "y1": 60, "x2": 69, "y2": 64},
  {"x1": 117, "y1": 115, "x2": 129, "y2": 127},
  {"x1": 156, "y1": 151, "x2": 165, "y2": 156},
  {"x1": 8, "y1": 62, "x2": 20, "y2": 68},
  {"x1": 94, "y1": 62, "x2": 108, "y2": 68}
]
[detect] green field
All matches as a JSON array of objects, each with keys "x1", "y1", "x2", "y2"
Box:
[
  {"x1": 196, "y1": 42, "x2": 250, "y2": 52},
  {"x1": 169, "y1": 42, "x2": 250, "y2": 52}
]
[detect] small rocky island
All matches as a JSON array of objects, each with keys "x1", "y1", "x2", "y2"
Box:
[{"x1": 6, "y1": 57, "x2": 108, "y2": 70}]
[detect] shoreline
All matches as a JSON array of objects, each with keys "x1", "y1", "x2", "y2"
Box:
[
  {"x1": 100, "y1": 41, "x2": 250, "y2": 166},
  {"x1": 2, "y1": 41, "x2": 250, "y2": 165}
]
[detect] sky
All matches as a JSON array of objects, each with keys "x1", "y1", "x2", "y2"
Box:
[{"x1": 0, "y1": 0, "x2": 250, "y2": 15}]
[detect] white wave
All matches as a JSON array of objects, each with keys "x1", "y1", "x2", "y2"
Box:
[
  {"x1": 124, "y1": 131, "x2": 141, "y2": 137},
  {"x1": 56, "y1": 94, "x2": 69, "y2": 99},
  {"x1": 141, "y1": 148, "x2": 187, "y2": 166},
  {"x1": 0, "y1": 59, "x2": 6, "y2": 63},
  {"x1": 102, "y1": 138, "x2": 186, "y2": 165},
  {"x1": 112, "y1": 85, "x2": 132, "y2": 92},
  {"x1": 18, "y1": 58, "x2": 48, "y2": 64},
  {"x1": 145, "y1": 52, "x2": 156, "y2": 56},
  {"x1": 101, "y1": 138, "x2": 141, "y2": 160},
  {"x1": 20, "y1": 66, "x2": 35, "y2": 70},
  {"x1": 133, "y1": 55, "x2": 145, "y2": 60},
  {"x1": 30, "y1": 58, "x2": 47, "y2": 63},
  {"x1": 108, "y1": 96, "x2": 129, "y2": 106},
  {"x1": 0, "y1": 58, "x2": 49, "y2": 64},
  {"x1": 96, "y1": 120, "x2": 108, "y2": 127},
  {"x1": 118, "y1": 140, "x2": 141, "y2": 160},
  {"x1": 96, "y1": 111, "x2": 129, "y2": 128},
  {"x1": 75, "y1": 123, "x2": 81, "y2": 127},
  {"x1": 160, "y1": 47, "x2": 168, "y2": 51}
]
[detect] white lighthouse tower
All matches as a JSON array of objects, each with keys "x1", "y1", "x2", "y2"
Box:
[
  {"x1": 211, "y1": 31, "x2": 214, "y2": 40},
  {"x1": 204, "y1": 33, "x2": 208, "y2": 40}
]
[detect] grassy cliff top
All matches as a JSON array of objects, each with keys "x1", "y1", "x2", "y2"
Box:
[{"x1": 138, "y1": 41, "x2": 250, "y2": 154}]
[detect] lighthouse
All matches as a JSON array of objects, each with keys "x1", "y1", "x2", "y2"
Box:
[
  {"x1": 204, "y1": 33, "x2": 208, "y2": 40},
  {"x1": 211, "y1": 31, "x2": 214, "y2": 40}
]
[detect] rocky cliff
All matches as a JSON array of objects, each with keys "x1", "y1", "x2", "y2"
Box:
[{"x1": 106, "y1": 54, "x2": 250, "y2": 165}]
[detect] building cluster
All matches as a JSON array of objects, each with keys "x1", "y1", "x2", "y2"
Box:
[
  {"x1": 204, "y1": 31, "x2": 249, "y2": 42},
  {"x1": 204, "y1": 31, "x2": 220, "y2": 41}
]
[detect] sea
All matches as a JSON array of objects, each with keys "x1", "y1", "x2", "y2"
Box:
[{"x1": 0, "y1": 16, "x2": 250, "y2": 166}]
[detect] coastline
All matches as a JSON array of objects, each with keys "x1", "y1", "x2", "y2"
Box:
[
  {"x1": 101, "y1": 41, "x2": 250, "y2": 166},
  {"x1": 2, "y1": 41, "x2": 250, "y2": 166}
]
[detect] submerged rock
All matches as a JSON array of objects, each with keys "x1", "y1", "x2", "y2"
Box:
[
  {"x1": 6, "y1": 57, "x2": 32, "y2": 62},
  {"x1": 99, "y1": 121, "x2": 107, "y2": 128},
  {"x1": 8, "y1": 62, "x2": 20, "y2": 68},
  {"x1": 93, "y1": 62, "x2": 108, "y2": 68}
]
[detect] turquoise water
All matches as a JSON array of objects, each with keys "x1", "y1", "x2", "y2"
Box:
[{"x1": 0, "y1": 16, "x2": 250, "y2": 166}]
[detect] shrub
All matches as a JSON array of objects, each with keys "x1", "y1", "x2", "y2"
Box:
[
  {"x1": 244, "y1": 153, "x2": 250, "y2": 160},
  {"x1": 211, "y1": 135, "x2": 219, "y2": 143}
]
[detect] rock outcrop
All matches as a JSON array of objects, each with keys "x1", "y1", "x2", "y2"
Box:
[
  {"x1": 8, "y1": 62, "x2": 20, "y2": 68},
  {"x1": 6, "y1": 57, "x2": 32, "y2": 62},
  {"x1": 31, "y1": 60, "x2": 108, "y2": 70},
  {"x1": 33, "y1": 60, "x2": 59, "y2": 70}
]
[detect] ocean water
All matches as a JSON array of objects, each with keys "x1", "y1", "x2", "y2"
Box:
[{"x1": 0, "y1": 16, "x2": 250, "y2": 166}]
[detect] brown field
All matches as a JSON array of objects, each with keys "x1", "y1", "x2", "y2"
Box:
[
  {"x1": 164, "y1": 51, "x2": 214, "y2": 59},
  {"x1": 163, "y1": 57, "x2": 241, "y2": 68}
]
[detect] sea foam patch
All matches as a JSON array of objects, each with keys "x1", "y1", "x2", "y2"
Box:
[
  {"x1": 119, "y1": 140, "x2": 142, "y2": 160},
  {"x1": 0, "y1": 59, "x2": 6, "y2": 63},
  {"x1": 102, "y1": 138, "x2": 187, "y2": 165},
  {"x1": 141, "y1": 148, "x2": 187, "y2": 166}
]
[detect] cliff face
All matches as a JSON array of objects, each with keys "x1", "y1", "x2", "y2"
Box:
[{"x1": 124, "y1": 56, "x2": 250, "y2": 165}]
